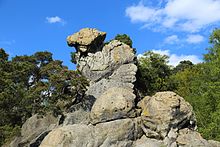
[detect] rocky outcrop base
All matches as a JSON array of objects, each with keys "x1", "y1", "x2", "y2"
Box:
[{"x1": 7, "y1": 28, "x2": 220, "y2": 147}]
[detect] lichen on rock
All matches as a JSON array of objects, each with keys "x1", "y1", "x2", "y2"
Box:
[
  {"x1": 67, "y1": 28, "x2": 138, "y2": 124},
  {"x1": 8, "y1": 28, "x2": 220, "y2": 147}
]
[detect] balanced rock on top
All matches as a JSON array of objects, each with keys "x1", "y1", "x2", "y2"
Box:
[
  {"x1": 67, "y1": 28, "x2": 106, "y2": 53},
  {"x1": 8, "y1": 28, "x2": 220, "y2": 147},
  {"x1": 67, "y1": 28, "x2": 138, "y2": 124}
]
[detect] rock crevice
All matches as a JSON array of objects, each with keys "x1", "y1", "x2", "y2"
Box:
[{"x1": 8, "y1": 28, "x2": 220, "y2": 147}]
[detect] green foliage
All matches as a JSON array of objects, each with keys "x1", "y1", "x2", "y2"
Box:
[
  {"x1": 172, "y1": 63, "x2": 220, "y2": 141},
  {"x1": 34, "y1": 51, "x2": 53, "y2": 66},
  {"x1": 0, "y1": 48, "x2": 9, "y2": 61},
  {"x1": 114, "y1": 34, "x2": 133, "y2": 48},
  {"x1": 137, "y1": 51, "x2": 172, "y2": 95},
  {"x1": 1, "y1": 29, "x2": 220, "y2": 144},
  {"x1": 172, "y1": 60, "x2": 194, "y2": 74},
  {"x1": 70, "y1": 52, "x2": 77, "y2": 64},
  {"x1": 137, "y1": 29, "x2": 220, "y2": 141},
  {"x1": 171, "y1": 29, "x2": 220, "y2": 141},
  {"x1": 0, "y1": 50, "x2": 88, "y2": 145},
  {"x1": 0, "y1": 125, "x2": 20, "y2": 146},
  {"x1": 105, "y1": 34, "x2": 136, "y2": 53},
  {"x1": 204, "y1": 29, "x2": 220, "y2": 62}
]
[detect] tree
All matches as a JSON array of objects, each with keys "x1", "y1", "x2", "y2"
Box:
[
  {"x1": 70, "y1": 52, "x2": 77, "y2": 64},
  {"x1": 137, "y1": 51, "x2": 172, "y2": 95},
  {"x1": 173, "y1": 60, "x2": 194, "y2": 74},
  {"x1": 171, "y1": 28, "x2": 220, "y2": 141},
  {"x1": 0, "y1": 48, "x2": 9, "y2": 61},
  {"x1": 114, "y1": 34, "x2": 133, "y2": 48},
  {"x1": 0, "y1": 50, "x2": 89, "y2": 145},
  {"x1": 34, "y1": 51, "x2": 53, "y2": 67},
  {"x1": 204, "y1": 29, "x2": 220, "y2": 62}
]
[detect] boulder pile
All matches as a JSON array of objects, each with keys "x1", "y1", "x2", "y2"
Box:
[{"x1": 8, "y1": 28, "x2": 220, "y2": 147}]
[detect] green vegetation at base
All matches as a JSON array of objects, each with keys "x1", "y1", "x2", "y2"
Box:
[
  {"x1": 0, "y1": 50, "x2": 88, "y2": 146},
  {"x1": 1, "y1": 28, "x2": 220, "y2": 145},
  {"x1": 137, "y1": 29, "x2": 220, "y2": 141},
  {"x1": 114, "y1": 34, "x2": 133, "y2": 48},
  {"x1": 137, "y1": 51, "x2": 172, "y2": 96},
  {"x1": 170, "y1": 29, "x2": 220, "y2": 141}
]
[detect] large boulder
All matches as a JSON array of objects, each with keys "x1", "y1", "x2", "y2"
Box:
[
  {"x1": 9, "y1": 114, "x2": 60, "y2": 147},
  {"x1": 40, "y1": 118, "x2": 143, "y2": 147},
  {"x1": 134, "y1": 135, "x2": 165, "y2": 147},
  {"x1": 67, "y1": 28, "x2": 106, "y2": 53},
  {"x1": 138, "y1": 91, "x2": 196, "y2": 139},
  {"x1": 176, "y1": 128, "x2": 211, "y2": 147},
  {"x1": 63, "y1": 109, "x2": 90, "y2": 125},
  {"x1": 90, "y1": 87, "x2": 136, "y2": 124}
]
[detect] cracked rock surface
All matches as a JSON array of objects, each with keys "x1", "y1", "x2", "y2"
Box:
[{"x1": 8, "y1": 28, "x2": 220, "y2": 147}]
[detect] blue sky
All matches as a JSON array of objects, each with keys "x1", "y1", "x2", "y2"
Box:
[{"x1": 1, "y1": 0, "x2": 220, "y2": 68}]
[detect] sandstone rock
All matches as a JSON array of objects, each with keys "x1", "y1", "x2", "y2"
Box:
[
  {"x1": 77, "y1": 40, "x2": 136, "y2": 82},
  {"x1": 138, "y1": 91, "x2": 196, "y2": 139},
  {"x1": 40, "y1": 124, "x2": 92, "y2": 147},
  {"x1": 163, "y1": 128, "x2": 178, "y2": 147},
  {"x1": 134, "y1": 135, "x2": 165, "y2": 147},
  {"x1": 208, "y1": 140, "x2": 220, "y2": 147},
  {"x1": 90, "y1": 87, "x2": 136, "y2": 124},
  {"x1": 9, "y1": 114, "x2": 60, "y2": 147},
  {"x1": 67, "y1": 29, "x2": 138, "y2": 127},
  {"x1": 36, "y1": 28, "x2": 220, "y2": 147},
  {"x1": 109, "y1": 63, "x2": 137, "y2": 83},
  {"x1": 86, "y1": 79, "x2": 134, "y2": 100},
  {"x1": 176, "y1": 128, "x2": 211, "y2": 147},
  {"x1": 7, "y1": 137, "x2": 21, "y2": 147},
  {"x1": 40, "y1": 118, "x2": 142, "y2": 147},
  {"x1": 21, "y1": 114, "x2": 58, "y2": 137},
  {"x1": 63, "y1": 109, "x2": 90, "y2": 125},
  {"x1": 67, "y1": 28, "x2": 106, "y2": 53},
  {"x1": 86, "y1": 63, "x2": 137, "y2": 100}
]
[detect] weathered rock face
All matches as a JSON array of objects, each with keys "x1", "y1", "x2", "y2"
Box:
[
  {"x1": 208, "y1": 140, "x2": 220, "y2": 147},
  {"x1": 176, "y1": 128, "x2": 211, "y2": 147},
  {"x1": 40, "y1": 118, "x2": 143, "y2": 147},
  {"x1": 86, "y1": 63, "x2": 137, "y2": 99},
  {"x1": 63, "y1": 110, "x2": 90, "y2": 125},
  {"x1": 8, "y1": 28, "x2": 220, "y2": 147},
  {"x1": 76, "y1": 40, "x2": 136, "y2": 83},
  {"x1": 90, "y1": 87, "x2": 136, "y2": 124},
  {"x1": 8, "y1": 114, "x2": 60, "y2": 147},
  {"x1": 134, "y1": 135, "x2": 165, "y2": 147},
  {"x1": 67, "y1": 28, "x2": 106, "y2": 53},
  {"x1": 138, "y1": 91, "x2": 196, "y2": 139},
  {"x1": 67, "y1": 28, "x2": 137, "y2": 124},
  {"x1": 40, "y1": 28, "x2": 220, "y2": 147}
]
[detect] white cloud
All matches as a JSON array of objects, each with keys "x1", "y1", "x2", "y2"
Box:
[
  {"x1": 46, "y1": 16, "x2": 66, "y2": 25},
  {"x1": 164, "y1": 35, "x2": 179, "y2": 44},
  {"x1": 163, "y1": 34, "x2": 204, "y2": 45},
  {"x1": 186, "y1": 34, "x2": 204, "y2": 44},
  {"x1": 137, "y1": 54, "x2": 144, "y2": 59},
  {"x1": 152, "y1": 49, "x2": 170, "y2": 56},
  {"x1": 125, "y1": 5, "x2": 161, "y2": 23},
  {"x1": 126, "y1": 0, "x2": 220, "y2": 32},
  {"x1": 169, "y1": 54, "x2": 202, "y2": 66},
  {"x1": 151, "y1": 49, "x2": 202, "y2": 66}
]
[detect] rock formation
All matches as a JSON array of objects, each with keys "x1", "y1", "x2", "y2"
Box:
[
  {"x1": 67, "y1": 28, "x2": 138, "y2": 125},
  {"x1": 7, "y1": 114, "x2": 61, "y2": 147},
  {"x1": 7, "y1": 28, "x2": 220, "y2": 147}
]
